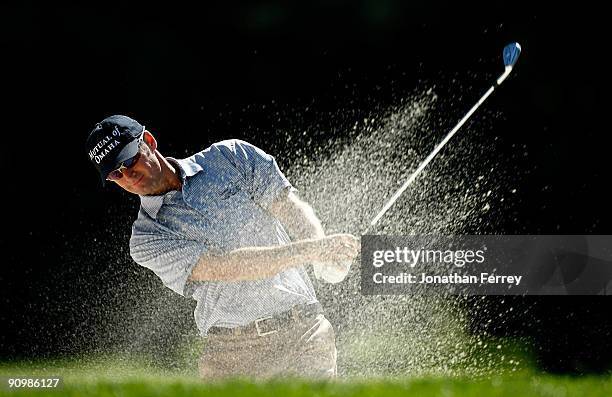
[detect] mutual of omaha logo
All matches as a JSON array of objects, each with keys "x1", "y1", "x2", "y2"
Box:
[{"x1": 89, "y1": 126, "x2": 122, "y2": 164}]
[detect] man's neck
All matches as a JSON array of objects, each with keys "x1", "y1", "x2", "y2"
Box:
[
  {"x1": 164, "y1": 158, "x2": 183, "y2": 191},
  {"x1": 162, "y1": 157, "x2": 183, "y2": 193},
  {"x1": 143, "y1": 155, "x2": 183, "y2": 196}
]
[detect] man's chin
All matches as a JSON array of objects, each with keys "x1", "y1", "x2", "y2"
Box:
[{"x1": 128, "y1": 185, "x2": 149, "y2": 196}]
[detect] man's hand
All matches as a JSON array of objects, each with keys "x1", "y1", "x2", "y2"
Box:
[
  {"x1": 306, "y1": 234, "x2": 360, "y2": 264},
  {"x1": 268, "y1": 191, "x2": 359, "y2": 282}
]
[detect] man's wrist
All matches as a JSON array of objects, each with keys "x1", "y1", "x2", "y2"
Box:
[{"x1": 289, "y1": 239, "x2": 318, "y2": 263}]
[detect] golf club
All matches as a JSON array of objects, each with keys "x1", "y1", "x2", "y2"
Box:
[
  {"x1": 317, "y1": 43, "x2": 521, "y2": 283},
  {"x1": 370, "y1": 42, "x2": 522, "y2": 227}
]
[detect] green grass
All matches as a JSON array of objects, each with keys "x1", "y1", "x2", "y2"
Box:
[
  {"x1": 1, "y1": 374, "x2": 611, "y2": 397},
  {"x1": 0, "y1": 335, "x2": 608, "y2": 396},
  {"x1": 1, "y1": 358, "x2": 611, "y2": 397}
]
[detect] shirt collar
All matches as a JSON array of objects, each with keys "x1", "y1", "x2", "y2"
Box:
[{"x1": 139, "y1": 155, "x2": 204, "y2": 219}]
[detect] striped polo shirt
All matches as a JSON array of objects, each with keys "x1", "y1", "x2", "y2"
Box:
[{"x1": 129, "y1": 139, "x2": 318, "y2": 335}]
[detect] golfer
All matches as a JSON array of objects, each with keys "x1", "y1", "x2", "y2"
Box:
[{"x1": 86, "y1": 115, "x2": 360, "y2": 379}]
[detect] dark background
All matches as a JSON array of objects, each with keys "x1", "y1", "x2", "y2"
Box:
[{"x1": 1, "y1": 2, "x2": 610, "y2": 373}]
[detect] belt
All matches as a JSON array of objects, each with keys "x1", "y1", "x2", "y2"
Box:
[{"x1": 208, "y1": 302, "x2": 323, "y2": 337}]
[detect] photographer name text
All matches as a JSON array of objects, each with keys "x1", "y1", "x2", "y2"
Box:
[{"x1": 371, "y1": 247, "x2": 522, "y2": 286}]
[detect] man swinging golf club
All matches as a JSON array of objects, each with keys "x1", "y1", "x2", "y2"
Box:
[
  {"x1": 85, "y1": 43, "x2": 520, "y2": 380},
  {"x1": 86, "y1": 115, "x2": 360, "y2": 379}
]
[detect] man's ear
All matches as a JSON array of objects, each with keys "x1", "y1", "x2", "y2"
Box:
[{"x1": 143, "y1": 130, "x2": 158, "y2": 151}]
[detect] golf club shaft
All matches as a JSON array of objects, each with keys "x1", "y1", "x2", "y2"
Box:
[{"x1": 370, "y1": 66, "x2": 514, "y2": 227}]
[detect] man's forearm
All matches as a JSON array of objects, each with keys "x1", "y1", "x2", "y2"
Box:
[
  {"x1": 189, "y1": 239, "x2": 318, "y2": 282},
  {"x1": 190, "y1": 192, "x2": 330, "y2": 282},
  {"x1": 271, "y1": 192, "x2": 325, "y2": 240},
  {"x1": 290, "y1": 199, "x2": 325, "y2": 239}
]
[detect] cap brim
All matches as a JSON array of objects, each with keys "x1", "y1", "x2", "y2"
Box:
[{"x1": 99, "y1": 138, "x2": 142, "y2": 186}]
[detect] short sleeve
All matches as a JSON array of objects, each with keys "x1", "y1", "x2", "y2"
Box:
[
  {"x1": 130, "y1": 220, "x2": 206, "y2": 298},
  {"x1": 215, "y1": 139, "x2": 293, "y2": 209}
]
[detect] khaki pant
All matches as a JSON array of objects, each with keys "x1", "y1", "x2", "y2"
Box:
[{"x1": 199, "y1": 314, "x2": 337, "y2": 380}]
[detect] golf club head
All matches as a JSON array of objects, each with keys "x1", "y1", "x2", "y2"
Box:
[{"x1": 503, "y1": 42, "x2": 522, "y2": 67}]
